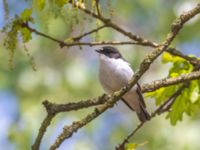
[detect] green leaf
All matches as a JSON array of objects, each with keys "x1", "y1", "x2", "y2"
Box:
[
  {"x1": 147, "y1": 53, "x2": 198, "y2": 125},
  {"x1": 125, "y1": 141, "x2": 148, "y2": 150},
  {"x1": 54, "y1": 0, "x2": 68, "y2": 7},
  {"x1": 189, "y1": 81, "x2": 199, "y2": 103},
  {"x1": 20, "y1": 8, "x2": 32, "y2": 21},
  {"x1": 162, "y1": 52, "x2": 173, "y2": 63},
  {"x1": 125, "y1": 143, "x2": 137, "y2": 150},
  {"x1": 145, "y1": 85, "x2": 179, "y2": 105},
  {"x1": 35, "y1": 0, "x2": 46, "y2": 10},
  {"x1": 169, "y1": 61, "x2": 193, "y2": 77},
  {"x1": 167, "y1": 94, "x2": 185, "y2": 125},
  {"x1": 64, "y1": 38, "x2": 73, "y2": 43},
  {"x1": 167, "y1": 81, "x2": 200, "y2": 125}
]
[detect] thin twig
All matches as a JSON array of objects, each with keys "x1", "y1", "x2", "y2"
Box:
[
  {"x1": 151, "y1": 84, "x2": 187, "y2": 116},
  {"x1": 95, "y1": 0, "x2": 101, "y2": 17},
  {"x1": 72, "y1": 24, "x2": 107, "y2": 41},
  {"x1": 3, "y1": 0, "x2": 9, "y2": 20},
  {"x1": 21, "y1": 22, "x2": 66, "y2": 48},
  {"x1": 116, "y1": 122, "x2": 144, "y2": 150}
]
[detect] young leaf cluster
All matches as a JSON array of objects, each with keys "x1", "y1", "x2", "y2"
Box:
[
  {"x1": 146, "y1": 52, "x2": 200, "y2": 125},
  {"x1": 2, "y1": 8, "x2": 33, "y2": 69}
]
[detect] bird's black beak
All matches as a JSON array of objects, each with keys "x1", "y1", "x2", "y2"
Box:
[{"x1": 95, "y1": 49, "x2": 103, "y2": 53}]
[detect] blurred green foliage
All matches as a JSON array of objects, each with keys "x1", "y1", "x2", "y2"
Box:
[{"x1": 1, "y1": 0, "x2": 200, "y2": 150}]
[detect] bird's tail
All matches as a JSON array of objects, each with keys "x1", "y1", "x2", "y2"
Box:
[{"x1": 136, "y1": 104, "x2": 150, "y2": 122}]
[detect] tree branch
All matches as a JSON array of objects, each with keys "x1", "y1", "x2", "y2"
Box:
[
  {"x1": 116, "y1": 84, "x2": 187, "y2": 150},
  {"x1": 166, "y1": 48, "x2": 200, "y2": 67},
  {"x1": 33, "y1": 69, "x2": 200, "y2": 127},
  {"x1": 70, "y1": 1, "x2": 200, "y2": 67},
  {"x1": 44, "y1": 70, "x2": 200, "y2": 114},
  {"x1": 22, "y1": 22, "x2": 200, "y2": 68},
  {"x1": 42, "y1": 94, "x2": 108, "y2": 114},
  {"x1": 31, "y1": 94, "x2": 109, "y2": 150},
  {"x1": 22, "y1": 23, "x2": 155, "y2": 47},
  {"x1": 48, "y1": 3, "x2": 200, "y2": 149},
  {"x1": 70, "y1": 0, "x2": 158, "y2": 47},
  {"x1": 32, "y1": 114, "x2": 55, "y2": 150},
  {"x1": 141, "y1": 70, "x2": 200, "y2": 93}
]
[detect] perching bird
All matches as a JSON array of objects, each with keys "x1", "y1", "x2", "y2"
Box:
[{"x1": 96, "y1": 46, "x2": 150, "y2": 122}]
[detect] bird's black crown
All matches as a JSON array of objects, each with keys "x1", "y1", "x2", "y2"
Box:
[{"x1": 96, "y1": 46, "x2": 122, "y2": 59}]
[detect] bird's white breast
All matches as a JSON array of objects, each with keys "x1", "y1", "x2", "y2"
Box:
[{"x1": 99, "y1": 54, "x2": 134, "y2": 93}]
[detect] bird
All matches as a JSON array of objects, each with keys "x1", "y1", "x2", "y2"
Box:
[{"x1": 96, "y1": 46, "x2": 150, "y2": 122}]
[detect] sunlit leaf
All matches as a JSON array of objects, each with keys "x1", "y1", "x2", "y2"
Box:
[
  {"x1": 162, "y1": 52, "x2": 173, "y2": 63},
  {"x1": 54, "y1": 0, "x2": 68, "y2": 7},
  {"x1": 145, "y1": 86, "x2": 179, "y2": 105},
  {"x1": 189, "y1": 81, "x2": 199, "y2": 103},
  {"x1": 167, "y1": 80, "x2": 200, "y2": 125},
  {"x1": 125, "y1": 143, "x2": 137, "y2": 150},
  {"x1": 21, "y1": 8, "x2": 32, "y2": 21},
  {"x1": 147, "y1": 53, "x2": 198, "y2": 125},
  {"x1": 35, "y1": 0, "x2": 46, "y2": 10},
  {"x1": 167, "y1": 93, "x2": 186, "y2": 125}
]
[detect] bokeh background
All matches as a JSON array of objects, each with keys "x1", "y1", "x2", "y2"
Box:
[{"x1": 1, "y1": 0, "x2": 200, "y2": 150}]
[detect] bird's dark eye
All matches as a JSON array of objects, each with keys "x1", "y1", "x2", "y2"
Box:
[{"x1": 106, "y1": 51, "x2": 111, "y2": 54}]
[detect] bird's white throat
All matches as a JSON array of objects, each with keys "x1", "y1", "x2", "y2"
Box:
[{"x1": 99, "y1": 54, "x2": 130, "y2": 70}]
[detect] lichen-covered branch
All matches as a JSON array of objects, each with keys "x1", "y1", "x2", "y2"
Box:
[
  {"x1": 31, "y1": 94, "x2": 109, "y2": 150},
  {"x1": 42, "y1": 94, "x2": 108, "y2": 114},
  {"x1": 141, "y1": 70, "x2": 200, "y2": 92}
]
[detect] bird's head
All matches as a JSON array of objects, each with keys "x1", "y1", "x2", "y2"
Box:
[{"x1": 96, "y1": 46, "x2": 122, "y2": 59}]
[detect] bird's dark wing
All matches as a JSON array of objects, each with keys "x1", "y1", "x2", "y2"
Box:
[
  {"x1": 136, "y1": 83, "x2": 146, "y2": 108},
  {"x1": 121, "y1": 98, "x2": 135, "y2": 111},
  {"x1": 121, "y1": 83, "x2": 146, "y2": 111}
]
